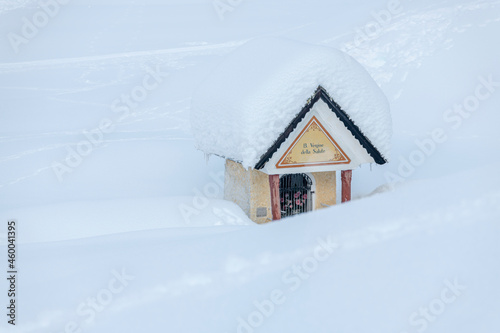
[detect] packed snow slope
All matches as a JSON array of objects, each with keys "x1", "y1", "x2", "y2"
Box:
[
  {"x1": 0, "y1": 0, "x2": 499, "y2": 332},
  {"x1": 10, "y1": 169, "x2": 500, "y2": 333}
]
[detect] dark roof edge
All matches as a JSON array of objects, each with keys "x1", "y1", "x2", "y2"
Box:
[{"x1": 254, "y1": 86, "x2": 387, "y2": 170}]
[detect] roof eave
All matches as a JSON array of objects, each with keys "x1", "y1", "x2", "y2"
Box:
[{"x1": 254, "y1": 86, "x2": 387, "y2": 170}]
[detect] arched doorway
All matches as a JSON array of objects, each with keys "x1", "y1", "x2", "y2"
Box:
[{"x1": 279, "y1": 173, "x2": 314, "y2": 218}]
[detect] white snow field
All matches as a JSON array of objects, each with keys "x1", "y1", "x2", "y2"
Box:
[{"x1": 0, "y1": 0, "x2": 499, "y2": 332}]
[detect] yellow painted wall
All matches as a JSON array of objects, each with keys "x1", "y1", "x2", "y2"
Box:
[
  {"x1": 249, "y1": 169, "x2": 272, "y2": 224},
  {"x1": 225, "y1": 160, "x2": 336, "y2": 224},
  {"x1": 224, "y1": 159, "x2": 251, "y2": 216},
  {"x1": 224, "y1": 160, "x2": 272, "y2": 224},
  {"x1": 311, "y1": 171, "x2": 336, "y2": 210}
]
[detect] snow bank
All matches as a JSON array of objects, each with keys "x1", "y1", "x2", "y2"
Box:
[
  {"x1": 14, "y1": 164, "x2": 500, "y2": 333},
  {"x1": 0, "y1": 197, "x2": 252, "y2": 243},
  {"x1": 191, "y1": 37, "x2": 392, "y2": 168}
]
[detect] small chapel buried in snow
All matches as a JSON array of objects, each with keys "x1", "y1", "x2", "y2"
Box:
[{"x1": 191, "y1": 38, "x2": 392, "y2": 224}]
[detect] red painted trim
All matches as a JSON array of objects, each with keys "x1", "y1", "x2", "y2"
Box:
[
  {"x1": 269, "y1": 174, "x2": 281, "y2": 220},
  {"x1": 341, "y1": 170, "x2": 352, "y2": 203}
]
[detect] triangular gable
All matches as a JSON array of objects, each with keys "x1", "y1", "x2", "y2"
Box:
[
  {"x1": 255, "y1": 86, "x2": 386, "y2": 170},
  {"x1": 275, "y1": 116, "x2": 351, "y2": 168}
]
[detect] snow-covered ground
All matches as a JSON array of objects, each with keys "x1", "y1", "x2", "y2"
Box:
[{"x1": 1, "y1": 0, "x2": 499, "y2": 332}]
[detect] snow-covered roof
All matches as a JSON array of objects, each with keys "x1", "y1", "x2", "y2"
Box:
[{"x1": 191, "y1": 38, "x2": 392, "y2": 169}]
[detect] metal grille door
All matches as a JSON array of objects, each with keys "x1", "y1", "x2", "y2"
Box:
[{"x1": 279, "y1": 173, "x2": 313, "y2": 218}]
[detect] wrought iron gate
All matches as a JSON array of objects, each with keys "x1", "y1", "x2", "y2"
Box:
[{"x1": 279, "y1": 173, "x2": 313, "y2": 218}]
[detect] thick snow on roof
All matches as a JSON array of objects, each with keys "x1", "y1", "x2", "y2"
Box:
[{"x1": 191, "y1": 38, "x2": 392, "y2": 168}]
